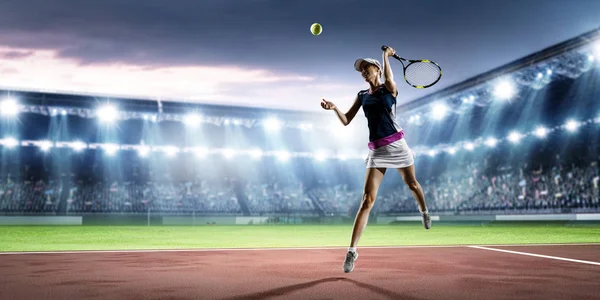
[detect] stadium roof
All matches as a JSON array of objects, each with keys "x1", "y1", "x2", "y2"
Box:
[{"x1": 397, "y1": 26, "x2": 600, "y2": 115}]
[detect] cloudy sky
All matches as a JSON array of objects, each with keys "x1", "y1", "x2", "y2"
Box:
[{"x1": 0, "y1": 0, "x2": 599, "y2": 112}]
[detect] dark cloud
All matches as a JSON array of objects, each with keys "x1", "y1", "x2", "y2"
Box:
[
  {"x1": 0, "y1": 0, "x2": 599, "y2": 105},
  {"x1": 0, "y1": 50, "x2": 34, "y2": 59}
]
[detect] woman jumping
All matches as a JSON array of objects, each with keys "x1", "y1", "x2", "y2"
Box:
[{"x1": 320, "y1": 46, "x2": 431, "y2": 273}]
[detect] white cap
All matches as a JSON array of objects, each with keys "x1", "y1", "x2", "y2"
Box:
[{"x1": 354, "y1": 58, "x2": 382, "y2": 72}]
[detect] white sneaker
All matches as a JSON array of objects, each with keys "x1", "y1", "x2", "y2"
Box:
[
  {"x1": 421, "y1": 211, "x2": 431, "y2": 229},
  {"x1": 343, "y1": 251, "x2": 358, "y2": 273}
]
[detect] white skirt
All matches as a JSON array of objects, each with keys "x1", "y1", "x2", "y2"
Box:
[{"x1": 365, "y1": 138, "x2": 415, "y2": 169}]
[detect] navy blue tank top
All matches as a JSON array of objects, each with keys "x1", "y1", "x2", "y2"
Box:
[{"x1": 358, "y1": 84, "x2": 402, "y2": 142}]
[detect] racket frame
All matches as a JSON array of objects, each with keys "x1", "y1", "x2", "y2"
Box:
[{"x1": 393, "y1": 56, "x2": 443, "y2": 89}]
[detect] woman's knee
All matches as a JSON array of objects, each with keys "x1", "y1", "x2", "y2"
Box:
[
  {"x1": 361, "y1": 193, "x2": 376, "y2": 209},
  {"x1": 405, "y1": 180, "x2": 420, "y2": 192}
]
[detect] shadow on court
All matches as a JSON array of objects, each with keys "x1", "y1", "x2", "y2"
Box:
[{"x1": 219, "y1": 276, "x2": 426, "y2": 300}]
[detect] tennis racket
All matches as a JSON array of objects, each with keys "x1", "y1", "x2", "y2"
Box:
[{"x1": 381, "y1": 45, "x2": 442, "y2": 89}]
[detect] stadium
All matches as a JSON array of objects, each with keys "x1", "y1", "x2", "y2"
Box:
[{"x1": 1, "y1": 9, "x2": 600, "y2": 300}]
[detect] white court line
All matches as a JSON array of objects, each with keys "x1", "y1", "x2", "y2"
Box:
[
  {"x1": 0, "y1": 245, "x2": 465, "y2": 255},
  {"x1": 0, "y1": 243, "x2": 598, "y2": 255},
  {"x1": 469, "y1": 246, "x2": 600, "y2": 266}
]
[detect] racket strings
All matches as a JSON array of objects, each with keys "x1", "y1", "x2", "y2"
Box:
[{"x1": 405, "y1": 62, "x2": 441, "y2": 87}]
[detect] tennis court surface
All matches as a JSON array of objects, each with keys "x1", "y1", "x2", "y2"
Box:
[{"x1": 1, "y1": 244, "x2": 599, "y2": 300}]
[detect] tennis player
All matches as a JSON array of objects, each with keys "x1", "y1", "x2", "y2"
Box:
[{"x1": 320, "y1": 46, "x2": 431, "y2": 273}]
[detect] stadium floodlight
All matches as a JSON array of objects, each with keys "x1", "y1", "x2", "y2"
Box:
[
  {"x1": 547, "y1": 69, "x2": 553, "y2": 75},
  {"x1": 594, "y1": 42, "x2": 600, "y2": 60},
  {"x1": 537, "y1": 72, "x2": 543, "y2": 79},
  {"x1": 589, "y1": 54, "x2": 595, "y2": 62},
  {"x1": 97, "y1": 105, "x2": 118, "y2": 123},
  {"x1": 492, "y1": 79, "x2": 516, "y2": 100},
  {"x1": 70, "y1": 141, "x2": 87, "y2": 152},
  {"x1": 221, "y1": 148, "x2": 235, "y2": 159},
  {"x1": 51, "y1": 109, "x2": 58, "y2": 116},
  {"x1": 485, "y1": 137, "x2": 498, "y2": 148},
  {"x1": 461, "y1": 96, "x2": 475, "y2": 104},
  {"x1": 138, "y1": 146, "x2": 150, "y2": 158},
  {"x1": 533, "y1": 126, "x2": 548, "y2": 138},
  {"x1": 464, "y1": 142, "x2": 475, "y2": 151},
  {"x1": 194, "y1": 147, "x2": 208, "y2": 158},
  {"x1": 565, "y1": 119, "x2": 579, "y2": 132},
  {"x1": 164, "y1": 146, "x2": 179, "y2": 157},
  {"x1": 0, "y1": 97, "x2": 19, "y2": 116},
  {"x1": 38, "y1": 140, "x2": 53, "y2": 152},
  {"x1": 61, "y1": 110, "x2": 67, "y2": 115},
  {"x1": 232, "y1": 119, "x2": 242, "y2": 126},
  {"x1": 507, "y1": 131, "x2": 522, "y2": 144},
  {"x1": 314, "y1": 150, "x2": 327, "y2": 162},
  {"x1": 1, "y1": 137, "x2": 18, "y2": 148},
  {"x1": 431, "y1": 103, "x2": 448, "y2": 120},
  {"x1": 428, "y1": 150, "x2": 437, "y2": 157},
  {"x1": 184, "y1": 114, "x2": 202, "y2": 127},
  {"x1": 102, "y1": 143, "x2": 119, "y2": 156},
  {"x1": 263, "y1": 117, "x2": 283, "y2": 131},
  {"x1": 447, "y1": 147, "x2": 457, "y2": 155},
  {"x1": 249, "y1": 148, "x2": 263, "y2": 159},
  {"x1": 276, "y1": 151, "x2": 290, "y2": 162}
]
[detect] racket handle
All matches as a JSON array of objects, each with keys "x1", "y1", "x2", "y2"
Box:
[{"x1": 381, "y1": 45, "x2": 401, "y2": 60}]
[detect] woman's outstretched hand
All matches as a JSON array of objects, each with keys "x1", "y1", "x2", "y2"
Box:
[{"x1": 320, "y1": 98, "x2": 336, "y2": 110}]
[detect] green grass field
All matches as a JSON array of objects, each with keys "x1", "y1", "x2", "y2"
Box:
[{"x1": 1, "y1": 222, "x2": 599, "y2": 252}]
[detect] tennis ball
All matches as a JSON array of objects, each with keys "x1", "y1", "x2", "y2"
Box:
[{"x1": 310, "y1": 23, "x2": 322, "y2": 36}]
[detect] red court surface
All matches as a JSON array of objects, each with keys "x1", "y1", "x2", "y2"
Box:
[{"x1": 1, "y1": 244, "x2": 599, "y2": 300}]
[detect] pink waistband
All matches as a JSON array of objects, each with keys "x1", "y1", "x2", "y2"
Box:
[{"x1": 368, "y1": 130, "x2": 405, "y2": 150}]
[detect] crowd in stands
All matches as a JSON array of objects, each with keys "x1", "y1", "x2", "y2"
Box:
[{"x1": 1, "y1": 154, "x2": 599, "y2": 216}]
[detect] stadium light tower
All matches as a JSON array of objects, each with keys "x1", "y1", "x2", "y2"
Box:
[
  {"x1": 314, "y1": 150, "x2": 327, "y2": 162},
  {"x1": 485, "y1": 137, "x2": 498, "y2": 148},
  {"x1": 249, "y1": 148, "x2": 263, "y2": 160},
  {"x1": 594, "y1": 41, "x2": 600, "y2": 60},
  {"x1": 102, "y1": 143, "x2": 119, "y2": 156},
  {"x1": 138, "y1": 146, "x2": 150, "y2": 158},
  {"x1": 492, "y1": 79, "x2": 516, "y2": 100},
  {"x1": 1, "y1": 137, "x2": 18, "y2": 148},
  {"x1": 70, "y1": 141, "x2": 87, "y2": 152},
  {"x1": 507, "y1": 131, "x2": 522, "y2": 144},
  {"x1": 38, "y1": 140, "x2": 53, "y2": 152},
  {"x1": 164, "y1": 146, "x2": 179, "y2": 157},
  {"x1": 263, "y1": 117, "x2": 283, "y2": 132},
  {"x1": 565, "y1": 119, "x2": 579, "y2": 132},
  {"x1": 431, "y1": 103, "x2": 448, "y2": 120},
  {"x1": 194, "y1": 147, "x2": 208, "y2": 159},
  {"x1": 534, "y1": 126, "x2": 548, "y2": 138},
  {"x1": 97, "y1": 105, "x2": 119, "y2": 123},
  {"x1": 0, "y1": 97, "x2": 19, "y2": 116},
  {"x1": 221, "y1": 148, "x2": 235, "y2": 159},
  {"x1": 184, "y1": 114, "x2": 202, "y2": 128},
  {"x1": 464, "y1": 142, "x2": 475, "y2": 151},
  {"x1": 276, "y1": 151, "x2": 290, "y2": 162}
]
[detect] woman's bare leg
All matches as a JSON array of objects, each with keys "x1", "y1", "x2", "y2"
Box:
[{"x1": 344, "y1": 167, "x2": 386, "y2": 273}]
